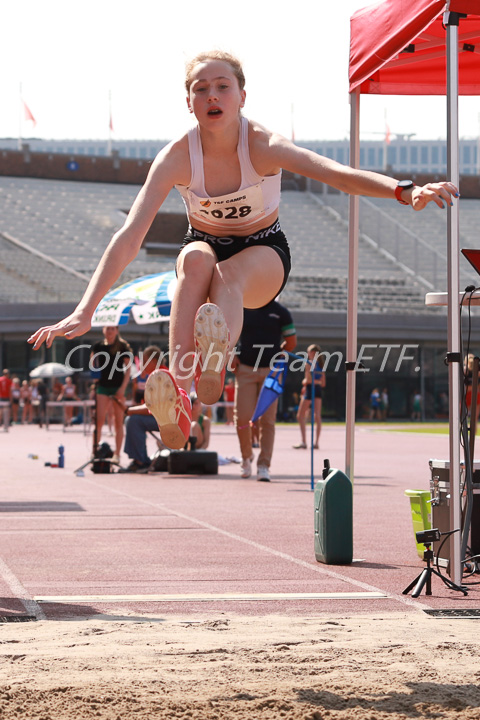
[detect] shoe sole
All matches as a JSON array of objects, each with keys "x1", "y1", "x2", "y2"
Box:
[
  {"x1": 144, "y1": 371, "x2": 187, "y2": 450},
  {"x1": 194, "y1": 303, "x2": 228, "y2": 404}
]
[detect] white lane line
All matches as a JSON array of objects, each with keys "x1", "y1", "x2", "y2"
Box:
[
  {"x1": 35, "y1": 591, "x2": 388, "y2": 603},
  {"x1": 0, "y1": 556, "x2": 45, "y2": 620},
  {"x1": 82, "y1": 477, "x2": 429, "y2": 611}
]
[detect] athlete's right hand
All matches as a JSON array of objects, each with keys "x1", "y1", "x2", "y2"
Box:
[{"x1": 27, "y1": 309, "x2": 92, "y2": 350}]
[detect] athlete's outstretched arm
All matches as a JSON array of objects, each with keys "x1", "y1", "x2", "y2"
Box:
[
  {"x1": 28, "y1": 140, "x2": 188, "y2": 349},
  {"x1": 267, "y1": 133, "x2": 459, "y2": 211}
]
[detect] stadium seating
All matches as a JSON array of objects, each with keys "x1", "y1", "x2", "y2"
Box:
[{"x1": 1, "y1": 175, "x2": 475, "y2": 313}]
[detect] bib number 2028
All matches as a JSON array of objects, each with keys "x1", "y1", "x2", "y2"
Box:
[{"x1": 201, "y1": 205, "x2": 252, "y2": 220}]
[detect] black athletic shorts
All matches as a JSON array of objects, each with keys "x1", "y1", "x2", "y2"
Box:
[
  {"x1": 305, "y1": 384, "x2": 323, "y2": 401},
  {"x1": 177, "y1": 219, "x2": 291, "y2": 296}
]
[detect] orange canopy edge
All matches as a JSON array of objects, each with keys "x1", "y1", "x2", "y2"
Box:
[{"x1": 349, "y1": 0, "x2": 480, "y2": 95}]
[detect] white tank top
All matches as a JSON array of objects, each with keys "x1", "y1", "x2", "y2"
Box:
[{"x1": 176, "y1": 116, "x2": 281, "y2": 232}]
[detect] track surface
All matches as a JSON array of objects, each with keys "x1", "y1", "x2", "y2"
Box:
[{"x1": 1, "y1": 421, "x2": 477, "y2": 621}]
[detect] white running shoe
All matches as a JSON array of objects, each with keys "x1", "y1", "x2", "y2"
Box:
[
  {"x1": 240, "y1": 456, "x2": 253, "y2": 479},
  {"x1": 194, "y1": 303, "x2": 229, "y2": 405},
  {"x1": 257, "y1": 465, "x2": 271, "y2": 482}
]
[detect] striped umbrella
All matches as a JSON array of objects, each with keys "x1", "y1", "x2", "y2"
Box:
[{"x1": 91, "y1": 271, "x2": 177, "y2": 327}]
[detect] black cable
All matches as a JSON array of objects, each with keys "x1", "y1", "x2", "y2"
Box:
[{"x1": 434, "y1": 529, "x2": 465, "y2": 588}]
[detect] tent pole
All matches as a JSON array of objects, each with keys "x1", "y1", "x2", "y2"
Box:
[
  {"x1": 345, "y1": 88, "x2": 360, "y2": 481},
  {"x1": 445, "y1": 12, "x2": 462, "y2": 587}
]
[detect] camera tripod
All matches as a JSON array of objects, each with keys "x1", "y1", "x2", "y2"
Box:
[
  {"x1": 74, "y1": 383, "x2": 121, "y2": 474},
  {"x1": 402, "y1": 544, "x2": 468, "y2": 598}
]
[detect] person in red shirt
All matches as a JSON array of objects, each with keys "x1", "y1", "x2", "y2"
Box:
[{"x1": 0, "y1": 369, "x2": 12, "y2": 401}]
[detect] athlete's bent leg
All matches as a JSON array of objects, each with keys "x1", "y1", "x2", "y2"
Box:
[
  {"x1": 170, "y1": 243, "x2": 217, "y2": 393},
  {"x1": 209, "y1": 246, "x2": 284, "y2": 347}
]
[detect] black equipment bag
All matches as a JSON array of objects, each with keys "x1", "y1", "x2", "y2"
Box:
[{"x1": 168, "y1": 451, "x2": 218, "y2": 475}]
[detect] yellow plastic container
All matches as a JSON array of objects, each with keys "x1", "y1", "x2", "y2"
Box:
[{"x1": 404, "y1": 489, "x2": 432, "y2": 558}]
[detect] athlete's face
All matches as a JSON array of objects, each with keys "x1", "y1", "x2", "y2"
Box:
[{"x1": 187, "y1": 60, "x2": 245, "y2": 125}]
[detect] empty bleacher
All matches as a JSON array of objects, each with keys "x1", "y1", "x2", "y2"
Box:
[
  {"x1": 325, "y1": 192, "x2": 480, "y2": 290},
  {"x1": 0, "y1": 176, "x2": 472, "y2": 312},
  {"x1": 278, "y1": 191, "x2": 437, "y2": 313},
  {"x1": 0, "y1": 177, "x2": 177, "y2": 293}
]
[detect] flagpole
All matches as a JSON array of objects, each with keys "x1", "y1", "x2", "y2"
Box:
[
  {"x1": 108, "y1": 90, "x2": 113, "y2": 156},
  {"x1": 18, "y1": 82, "x2": 23, "y2": 151}
]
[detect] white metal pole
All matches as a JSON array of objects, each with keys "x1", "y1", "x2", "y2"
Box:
[
  {"x1": 445, "y1": 13, "x2": 462, "y2": 587},
  {"x1": 345, "y1": 89, "x2": 360, "y2": 481},
  {"x1": 108, "y1": 90, "x2": 113, "y2": 157}
]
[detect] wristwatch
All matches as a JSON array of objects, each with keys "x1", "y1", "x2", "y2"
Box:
[{"x1": 395, "y1": 179, "x2": 415, "y2": 205}]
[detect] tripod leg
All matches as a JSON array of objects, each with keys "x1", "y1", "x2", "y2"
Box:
[
  {"x1": 403, "y1": 572, "x2": 423, "y2": 595},
  {"x1": 74, "y1": 457, "x2": 94, "y2": 473},
  {"x1": 412, "y1": 568, "x2": 430, "y2": 598}
]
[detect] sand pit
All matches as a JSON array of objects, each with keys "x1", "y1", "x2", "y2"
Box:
[{"x1": 1, "y1": 611, "x2": 480, "y2": 719}]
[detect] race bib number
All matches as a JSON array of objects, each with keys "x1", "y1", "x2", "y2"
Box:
[{"x1": 188, "y1": 183, "x2": 265, "y2": 226}]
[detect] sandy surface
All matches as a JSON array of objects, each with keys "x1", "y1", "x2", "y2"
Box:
[{"x1": 2, "y1": 611, "x2": 480, "y2": 719}]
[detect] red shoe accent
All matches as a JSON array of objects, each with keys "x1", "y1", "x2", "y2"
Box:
[
  {"x1": 194, "y1": 303, "x2": 229, "y2": 404},
  {"x1": 144, "y1": 369, "x2": 191, "y2": 450}
]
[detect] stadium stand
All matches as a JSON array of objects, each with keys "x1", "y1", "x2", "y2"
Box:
[{"x1": 0, "y1": 175, "x2": 472, "y2": 313}]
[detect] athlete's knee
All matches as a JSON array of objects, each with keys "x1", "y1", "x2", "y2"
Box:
[{"x1": 179, "y1": 247, "x2": 216, "y2": 280}]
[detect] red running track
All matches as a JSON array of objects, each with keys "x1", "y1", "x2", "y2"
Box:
[{"x1": 0, "y1": 421, "x2": 476, "y2": 621}]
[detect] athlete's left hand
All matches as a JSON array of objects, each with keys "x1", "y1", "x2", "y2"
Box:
[{"x1": 410, "y1": 181, "x2": 459, "y2": 211}]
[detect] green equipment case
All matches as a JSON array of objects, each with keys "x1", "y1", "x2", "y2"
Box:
[{"x1": 314, "y1": 459, "x2": 353, "y2": 565}]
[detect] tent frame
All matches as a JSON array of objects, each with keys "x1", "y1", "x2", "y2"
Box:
[{"x1": 347, "y1": 9, "x2": 466, "y2": 586}]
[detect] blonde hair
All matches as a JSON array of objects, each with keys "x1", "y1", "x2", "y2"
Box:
[{"x1": 185, "y1": 50, "x2": 245, "y2": 93}]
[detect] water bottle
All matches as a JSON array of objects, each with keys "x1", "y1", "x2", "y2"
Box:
[{"x1": 58, "y1": 445, "x2": 65, "y2": 468}]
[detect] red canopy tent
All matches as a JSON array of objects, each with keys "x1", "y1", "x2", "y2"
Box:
[
  {"x1": 350, "y1": 0, "x2": 480, "y2": 95},
  {"x1": 347, "y1": 0, "x2": 480, "y2": 584}
]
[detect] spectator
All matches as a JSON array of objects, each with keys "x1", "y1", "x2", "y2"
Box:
[
  {"x1": 57, "y1": 376, "x2": 78, "y2": 426},
  {"x1": 35, "y1": 379, "x2": 48, "y2": 428},
  {"x1": 293, "y1": 345, "x2": 326, "y2": 449},
  {"x1": 91, "y1": 326, "x2": 133, "y2": 464},
  {"x1": 10, "y1": 377, "x2": 21, "y2": 423},
  {"x1": 20, "y1": 379, "x2": 33, "y2": 424},
  {"x1": 369, "y1": 387, "x2": 382, "y2": 421},
  {"x1": 131, "y1": 345, "x2": 167, "y2": 404},
  {"x1": 190, "y1": 393, "x2": 211, "y2": 449},
  {"x1": 0, "y1": 368, "x2": 12, "y2": 426},
  {"x1": 121, "y1": 346, "x2": 168, "y2": 472},
  {"x1": 30, "y1": 379, "x2": 41, "y2": 423},
  {"x1": 412, "y1": 392, "x2": 422, "y2": 421},
  {"x1": 381, "y1": 388, "x2": 389, "y2": 421},
  {"x1": 0, "y1": 369, "x2": 12, "y2": 403},
  {"x1": 232, "y1": 299, "x2": 296, "y2": 482}
]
